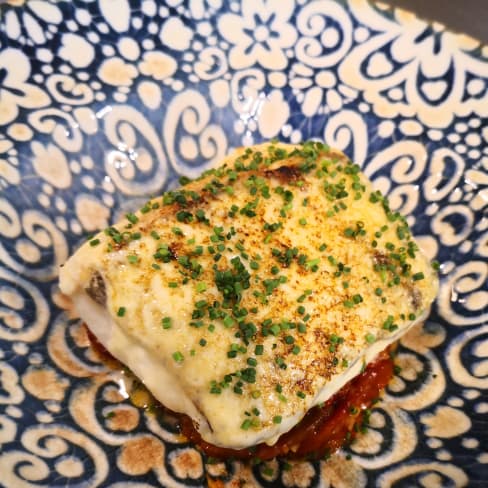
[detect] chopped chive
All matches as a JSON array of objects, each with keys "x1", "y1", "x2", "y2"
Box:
[
  {"x1": 241, "y1": 419, "x2": 252, "y2": 430},
  {"x1": 284, "y1": 335, "x2": 294, "y2": 344},
  {"x1": 196, "y1": 282, "x2": 207, "y2": 293},
  {"x1": 250, "y1": 260, "x2": 259, "y2": 270},
  {"x1": 195, "y1": 299, "x2": 207, "y2": 309},
  {"x1": 168, "y1": 282, "x2": 178, "y2": 288},
  {"x1": 140, "y1": 204, "x2": 150, "y2": 214},
  {"x1": 176, "y1": 210, "x2": 193, "y2": 223},
  {"x1": 299, "y1": 218, "x2": 307, "y2": 226},
  {"x1": 162, "y1": 317, "x2": 172, "y2": 329},
  {"x1": 330, "y1": 334, "x2": 343, "y2": 344},
  {"x1": 126, "y1": 213, "x2": 138, "y2": 224},
  {"x1": 306, "y1": 258, "x2": 320, "y2": 269},
  {"x1": 223, "y1": 315, "x2": 235, "y2": 328},
  {"x1": 89, "y1": 238, "x2": 100, "y2": 247},
  {"x1": 297, "y1": 289, "x2": 312, "y2": 303},
  {"x1": 352, "y1": 294, "x2": 363, "y2": 304},
  {"x1": 273, "y1": 415, "x2": 282, "y2": 424},
  {"x1": 172, "y1": 351, "x2": 184, "y2": 362},
  {"x1": 117, "y1": 307, "x2": 126, "y2": 317},
  {"x1": 270, "y1": 324, "x2": 281, "y2": 336},
  {"x1": 382, "y1": 315, "x2": 395, "y2": 330},
  {"x1": 365, "y1": 333, "x2": 376, "y2": 344},
  {"x1": 127, "y1": 255, "x2": 139, "y2": 264},
  {"x1": 275, "y1": 356, "x2": 286, "y2": 369},
  {"x1": 412, "y1": 272, "x2": 425, "y2": 281},
  {"x1": 255, "y1": 344, "x2": 264, "y2": 355}
]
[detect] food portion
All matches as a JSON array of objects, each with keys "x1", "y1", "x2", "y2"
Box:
[{"x1": 59, "y1": 141, "x2": 438, "y2": 456}]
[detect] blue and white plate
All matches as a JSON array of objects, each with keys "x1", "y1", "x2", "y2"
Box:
[{"x1": 0, "y1": 1, "x2": 487, "y2": 486}]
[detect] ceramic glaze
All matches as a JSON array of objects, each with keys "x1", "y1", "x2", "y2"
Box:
[{"x1": 0, "y1": 0, "x2": 487, "y2": 486}]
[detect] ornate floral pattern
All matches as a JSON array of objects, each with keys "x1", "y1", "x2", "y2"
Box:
[
  {"x1": 0, "y1": 48, "x2": 50, "y2": 125},
  {"x1": 343, "y1": 0, "x2": 488, "y2": 128},
  {"x1": 218, "y1": 0, "x2": 297, "y2": 70},
  {"x1": 0, "y1": 0, "x2": 487, "y2": 486}
]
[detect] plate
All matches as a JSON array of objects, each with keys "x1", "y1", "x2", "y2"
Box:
[{"x1": 0, "y1": 1, "x2": 487, "y2": 487}]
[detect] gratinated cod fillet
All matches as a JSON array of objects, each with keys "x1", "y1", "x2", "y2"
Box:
[{"x1": 59, "y1": 142, "x2": 438, "y2": 451}]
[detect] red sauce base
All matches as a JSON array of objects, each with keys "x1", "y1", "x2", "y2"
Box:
[
  {"x1": 86, "y1": 327, "x2": 394, "y2": 461},
  {"x1": 179, "y1": 349, "x2": 394, "y2": 461}
]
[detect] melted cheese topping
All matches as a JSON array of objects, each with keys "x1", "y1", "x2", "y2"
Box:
[{"x1": 59, "y1": 142, "x2": 438, "y2": 449}]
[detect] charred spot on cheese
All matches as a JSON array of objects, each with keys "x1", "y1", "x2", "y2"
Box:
[
  {"x1": 407, "y1": 284, "x2": 423, "y2": 310},
  {"x1": 59, "y1": 141, "x2": 438, "y2": 452},
  {"x1": 265, "y1": 165, "x2": 303, "y2": 184},
  {"x1": 373, "y1": 251, "x2": 390, "y2": 267},
  {"x1": 85, "y1": 271, "x2": 106, "y2": 306}
]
